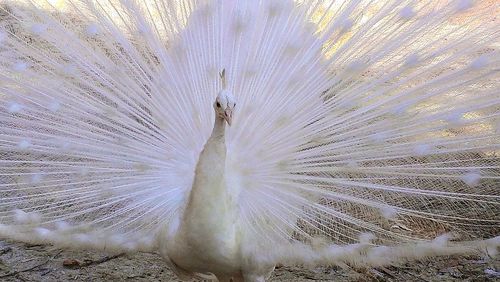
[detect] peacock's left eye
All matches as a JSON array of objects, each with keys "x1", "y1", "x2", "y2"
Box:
[{"x1": 216, "y1": 102, "x2": 221, "y2": 107}]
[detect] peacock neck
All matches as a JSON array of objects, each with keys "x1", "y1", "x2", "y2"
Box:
[
  {"x1": 182, "y1": 116, "x2": 234, "y2": 229},
  {"x1": 166, "y1": 116, "x2": 240, "y2": 272},
  {"x1": 211, "y1": 116, "x2": 227, "y2": 141}
]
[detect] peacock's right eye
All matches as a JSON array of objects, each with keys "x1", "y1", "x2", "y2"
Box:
[{"x1": 216, "y1": 102, "x2": 221, "y2": 107}]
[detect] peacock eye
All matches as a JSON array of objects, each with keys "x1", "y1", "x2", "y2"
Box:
[{"x1": 216, "y1": 102, "x2": 221, "y2": 108}]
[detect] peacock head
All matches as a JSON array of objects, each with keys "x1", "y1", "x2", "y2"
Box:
[{"x1": 214, "y1": 90, "x2": 236, "y2": 126}]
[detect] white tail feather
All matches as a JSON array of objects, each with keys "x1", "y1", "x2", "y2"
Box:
[{"x1": 0, "y1": 0, "x2": 498, "y2": 267}]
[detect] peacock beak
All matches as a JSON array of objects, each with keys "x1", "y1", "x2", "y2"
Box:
[{"x1": 224, "y1": 109, "x2": 233, "y2": 126}]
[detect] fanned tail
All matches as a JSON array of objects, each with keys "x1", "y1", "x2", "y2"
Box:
[
  {"x1": 0, "y1": 0, "x2": 498, "y2": 264},
  {"x1": 226, "y1": 0, "x2": 500, "y2": 258},
  {"x1": 0, "y1": 0, "x2": 211, "y2": 251}
]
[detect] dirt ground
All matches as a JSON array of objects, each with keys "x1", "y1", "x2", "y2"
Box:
[{"x1": 0, "y1": 240, "x2": 498, "y2": 282}]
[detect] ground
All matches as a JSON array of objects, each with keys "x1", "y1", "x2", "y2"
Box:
[{"x1": 0, "y1": 240, "x2": 498, "y2": 281}]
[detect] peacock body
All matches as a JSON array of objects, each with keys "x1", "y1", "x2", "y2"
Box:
[{"x1": 0, "y1": 0, "x2": 499, "y2": 281}]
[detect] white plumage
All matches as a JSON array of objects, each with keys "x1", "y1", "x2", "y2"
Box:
[{"x1": 0, "y1": 0, "x2": 499, "y2": 281}]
